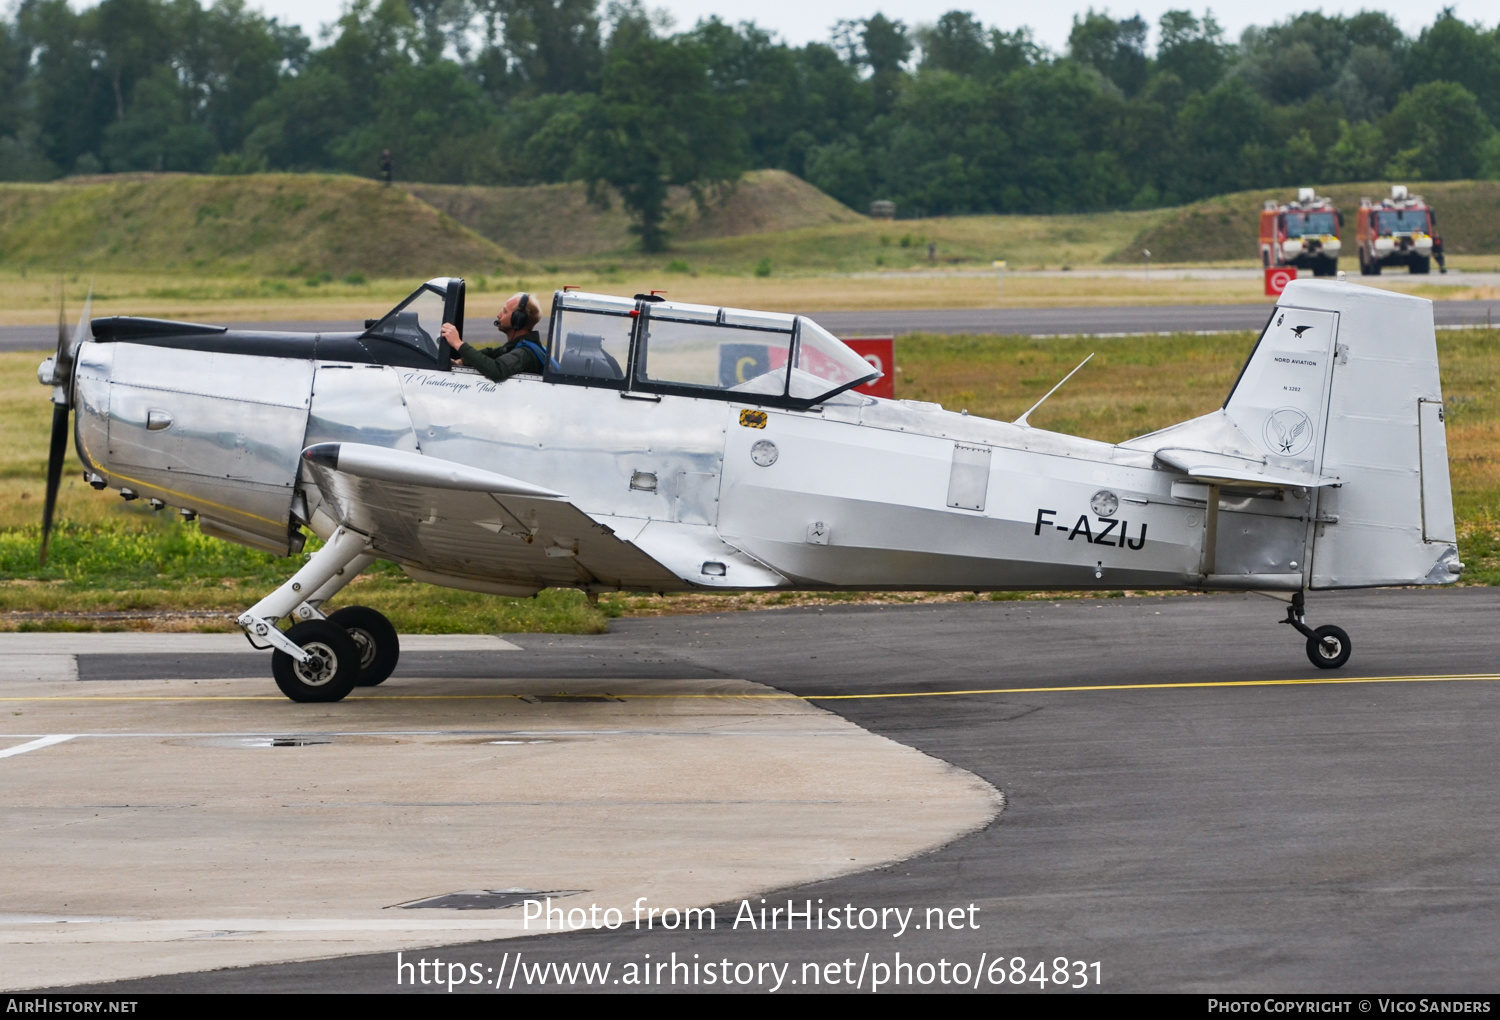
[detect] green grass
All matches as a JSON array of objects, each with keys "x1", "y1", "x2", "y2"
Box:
[
  {"x1": 406, "y1": 168, "x2": 863, "y2": 261},
  {"x1": 3, "y1": 329, "x2": 1498, "y2": 631},
  {"x1": 554, "y1": 207, "x2": 1171, "y2": 276},
  {"x1": 0, "y1": 173, "x2": 514, "y2": 278}
]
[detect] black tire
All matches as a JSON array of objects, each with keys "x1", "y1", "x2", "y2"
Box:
[
  {"x1": 271, "y1": 620, "x2": 362, "y2": 702},
  {"x1": 1410, "y1": 256, "x2": 1430, "y2": 275},
  {"x1": 1306, "y1": 624, "x2": 1352, "y2": 670},
  {"x1": 1370, "y1": 258, "x2": 1381, "y2": 276},
  {"x1": 1359, "y1": 252, "x2": 1374, "y2": 276},
  {"x1": 328, "y1": 605, "x2": 400, "y2": 687}
]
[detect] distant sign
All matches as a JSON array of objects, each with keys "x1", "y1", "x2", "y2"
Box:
[
  {"x1": 1265, "y1": 266, "x2": 1297, "y2": 297},
  {"x1": 843, "y1": 337, "x2": 896, "y2": 400},
  {"x1": 714, "y1": 337, "x2": 894, "y2": 399},
  {"x1": 718, "y1": 343, "x2": 785, "y2": 387}
]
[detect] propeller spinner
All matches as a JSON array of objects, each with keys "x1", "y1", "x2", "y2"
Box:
[{"x1": 37, "y1": 287, "x2": 92, "y2": 565}]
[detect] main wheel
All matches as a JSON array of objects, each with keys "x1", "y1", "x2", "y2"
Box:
[
  {"x1": 328, "y1": 605, "x2": 400, "y2": 687},
  {"x1": 271, "y1": 620, "x2": 362, "y2": 702},
  {"x1": 1306, "y1": 624, "x2": 1352, "y2": 670},
  {"x1": 1359, "y1": 252, "x2": 1374, "y2": 276}
]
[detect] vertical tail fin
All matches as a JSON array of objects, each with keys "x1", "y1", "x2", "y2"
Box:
[{"x1": 1225, "y1": 279, "x2": 1458, "y2": 588}]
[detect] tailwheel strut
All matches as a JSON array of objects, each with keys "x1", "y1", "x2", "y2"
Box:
[{"x1": 1281, "y1": 591, "x2": 1352, "y2": 670}]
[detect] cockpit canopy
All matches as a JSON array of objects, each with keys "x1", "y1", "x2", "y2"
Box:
[
  {"x1": 547, "y1": 291, "x2": 879, "y2": 408},
  {"x1": 85, "y1": 279, "x2": 880, "y2": 407},
  {"x1": 360, "y1": 277, "x2": 466, "y2": 363}
]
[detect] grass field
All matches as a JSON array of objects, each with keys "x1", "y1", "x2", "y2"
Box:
[
  {"x1": 406, "y1": 169, "x2": 863, "y2": 260},
  {"x1": 5, "y1": 173, "x2": 1500, "y2": 312},
  {"x1": 3, "y1": 329, "x2": 1497, "y2": 632},
  {"x1": 0, "y1": 174, "x2": 513, "y2": 278},
  {"x1": 8, "y1": 262, "x2": 1497, "y2": 329}
]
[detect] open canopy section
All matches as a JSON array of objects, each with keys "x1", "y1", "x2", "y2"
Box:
[{"x1": 361, "y1": 278, "x2": 466, "y2": 366}]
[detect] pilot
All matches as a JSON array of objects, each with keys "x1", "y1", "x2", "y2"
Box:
[{"x1": 440, "y1": 292, "x2": 549, "y2": 381}]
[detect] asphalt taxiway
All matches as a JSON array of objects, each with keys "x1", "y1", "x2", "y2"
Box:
[{"x1": 17, "y1": 586, "x2": 1500, "y2": 993}]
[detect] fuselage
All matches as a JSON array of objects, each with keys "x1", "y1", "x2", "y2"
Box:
[
  {"x1": 63, "y1": 281, "x2": 1457, "y2": 598},
  {"x1": 72, "y1": 339, "x2": 1300, "y2": 595}
]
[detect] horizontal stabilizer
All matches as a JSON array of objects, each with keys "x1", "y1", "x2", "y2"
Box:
[
  {"x1": 1154, "y1": 447, "x2": 1340, "y2": 489},
  {"x1": 302, "y1": 442, "x2": 562, "y2": 497}
]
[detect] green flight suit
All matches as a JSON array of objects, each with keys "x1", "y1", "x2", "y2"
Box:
[{"x1": 455, "y1": 330, "x2": 545, "y2": 382}]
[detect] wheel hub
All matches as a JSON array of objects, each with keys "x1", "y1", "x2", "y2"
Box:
[
  {"x1": 347, "y1": 628, "x2": 377, "y2": 670},
  {"x1": 292, "y1": 641, "x2": 339, "y2": 686}
]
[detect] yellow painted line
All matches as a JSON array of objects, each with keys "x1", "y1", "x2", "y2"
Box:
[{"x1": 2, "y1": 672, "x2": 1499, "y2": 703}]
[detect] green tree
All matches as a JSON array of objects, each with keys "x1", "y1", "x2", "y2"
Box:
[
  {"x1": 100, "y1": 64, "x2": 216, "y2": 170},
  {"x1": 578, "y1": 32, "x2": 745, "y2": 250},
  {"x1": 1173, "y1": 76, "x2": 1274, "y2": 199},
  {"x1": 332, "y1": 59, "x2": 497, "y2": 182},
  {"x1": 479, "y1": 0, "x2": 602, "y2": 94},
  {"x1": 1068, "y1": 9, "x2": 1147, "y2": 96},
  {"x1": 918, "y1": 11, "x2": 990, "y2": 78},
  {"x1": 861, "y1": 14, "x2": 911, "y2": 114},
  {"x1": 1381, "y1": 80, "x2": 1494, "y2": 180},
  {"x1": 1404, "y1": 12, "x2": 1500, "y2": 125},
  {"x1": 1156, "y1": 10, "x2": 1227, "y2": 94}
]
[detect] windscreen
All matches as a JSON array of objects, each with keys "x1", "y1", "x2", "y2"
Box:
[
  {"x1": 789, "y1": 319, "x2": 881, "y2": 402},
  {"x1": 1375, "y1": 210, "x2": 1429, "y2": 234},
  {"x1": 1285, "y1": 212, "x2": 1337, "y2": 237},
  {"x1": 362, "y1": 284, "x2": 447, "y2": 361}
]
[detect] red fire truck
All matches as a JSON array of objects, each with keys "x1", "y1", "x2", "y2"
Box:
[
  {"x1": 1355, "y1": 185, "x2": 1445, "y2": 276},
  {"x1": 1259, "y1": 188, "x2": 1342, "y2": 277}
]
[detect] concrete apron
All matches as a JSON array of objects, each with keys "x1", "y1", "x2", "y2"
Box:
[{"x1": 0, "y1": 665, "x2": 1001, "y2": 989}]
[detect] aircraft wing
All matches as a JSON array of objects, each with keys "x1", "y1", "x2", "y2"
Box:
[
  {"x1": 1154, "y1": 447, "x2": 1340, "y2": 489},
  {"x1": 300, "y1": 443, "x2": 681, "y2": 593}
]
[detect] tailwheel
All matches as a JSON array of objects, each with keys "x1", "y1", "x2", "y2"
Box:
[
  {"x1": 1280, "y1": 592, "x2": 1352, "y2": 670},
  {"x1": 327, "y1": 605, "x2": 400, "y2": 687},
  {"x1": 271, "y1": 620, "x2": 362, "y2": 702},
  {"x1": 1305, "y1": 624, "x2": 1351, "y2": 670}
]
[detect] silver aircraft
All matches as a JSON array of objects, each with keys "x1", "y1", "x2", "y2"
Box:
[{"x1": 37, "y1": 278, "x2": 1459, "y2": 702}]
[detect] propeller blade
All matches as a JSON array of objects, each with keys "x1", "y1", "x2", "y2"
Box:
[
  {"x1": 56, "y1": 292, "x2": 66, "y2": 358},
  {"x1": 40, "y1": 403, "x2": 69, "y2": 565},
  {"x1": 67, "y1": 285, "x2": 93, "y2": 365}
]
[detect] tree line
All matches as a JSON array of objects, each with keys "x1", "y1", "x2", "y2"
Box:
[{"x1": 2, "y1": 0, "x2": 1499, "y2": 249}]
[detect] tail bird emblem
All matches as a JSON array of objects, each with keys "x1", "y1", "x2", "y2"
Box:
[
  {"x1": 1270, "y1": 415, "x2": 1307, "y2": 452},
  {"x1": 1263, "y1": 408, "x2": 1314, "y2": 457},
  {"x1": 1291, "y1": 325, "x2": 1314, "y2": 337}
]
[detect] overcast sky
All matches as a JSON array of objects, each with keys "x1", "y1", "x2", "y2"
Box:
[{"x1": 245, "y1": 0, "x2": 1492, "y2": 51}]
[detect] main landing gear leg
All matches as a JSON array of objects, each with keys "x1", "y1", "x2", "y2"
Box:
[
  {"x1": 1280, "y1": 591, "x2": 1352, "y2": 670},
  {"x1": 238, "y1": 526, "x2": 374, "y2": 702},
  {"x1": 288, "y1": 553, "x2": 399, "y2": 688}
]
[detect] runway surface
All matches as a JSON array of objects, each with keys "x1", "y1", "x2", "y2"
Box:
[
  {"x1": 5, "y1": 299, "x2": 1500, "y2": 351},
  {"x1": 43, "y1": 586, "x2": 1500, "y2": 993}
]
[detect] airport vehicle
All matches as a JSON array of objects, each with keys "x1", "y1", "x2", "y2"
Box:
[
  {"x1": 1356, "y1": 185, "x2": 1445, "y2": 276},
  {"x1": 38, "y1": 279, "x2": 1459, "y2": 702},
  {"x1": 1260, "y1": 189, "x2": 1342, "y2": 277}
]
